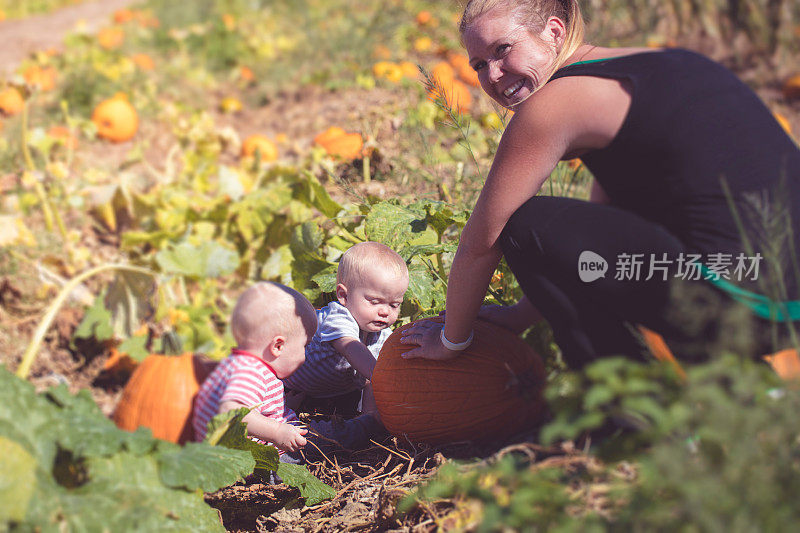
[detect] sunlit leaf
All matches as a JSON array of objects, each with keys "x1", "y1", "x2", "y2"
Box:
[
  {"x1": 311, "y1": 264, "x2": 338, "y2": 292},
  {"x1": 156, "y1": 241, "x2": 240, "y2": 279},
  {"x1": 0, "y1": 436, "x2": 37, "y2": 522},
  {"x1": 218, "y1": 165, "x2": 245, "y2": 201}
]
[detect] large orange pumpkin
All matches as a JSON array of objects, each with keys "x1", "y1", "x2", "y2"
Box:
[
  {"x1": 372, "y1": 319, "x2": 547, "y2": 445},
  {"x1": 112, "y1": 352, "x2": 217, "y2": 443},
  {"x1": 92, "y1": 94, "x2": 138, "y2": 143}
]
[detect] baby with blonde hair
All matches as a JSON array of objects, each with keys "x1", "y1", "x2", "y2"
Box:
[
  {"x1": 193, "y1": 282, "x2": 317, "y2": 453},
  {"x1": 284, "y1": 242, "x2": 409, "y2": 412}
]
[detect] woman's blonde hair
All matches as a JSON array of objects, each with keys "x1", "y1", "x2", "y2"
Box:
[{"x1": 459, "y1": 0, "x2": 585, "y2": 87}]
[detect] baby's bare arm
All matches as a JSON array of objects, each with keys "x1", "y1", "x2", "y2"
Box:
[
  {"x1": 218, "y1": 400, "x2": 307, "y2": 452},
  {"x1": 331, "y1": 336, "x2": 377, "y2": 379}
]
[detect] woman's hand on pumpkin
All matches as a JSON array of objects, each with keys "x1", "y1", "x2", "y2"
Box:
[{"x1": 399, "y1": 319, "x2": 461, "y2": 360}]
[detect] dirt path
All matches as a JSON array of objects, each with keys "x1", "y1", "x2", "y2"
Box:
[{"x1": 0, "y1": 0, "x2": 136, "y2": 74}]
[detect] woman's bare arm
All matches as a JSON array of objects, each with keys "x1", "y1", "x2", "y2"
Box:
[{"x1": 401, "y1": 76, "x2": 631, "y2": 358}]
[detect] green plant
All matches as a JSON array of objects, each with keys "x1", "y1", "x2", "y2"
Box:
[{"x1": 0, "y1": 366, "x2": 253, "y2": 530}]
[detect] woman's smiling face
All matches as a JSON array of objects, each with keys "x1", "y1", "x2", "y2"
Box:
[{"x1": 463, "y1": 8, "x2": 562, "y2": 108}]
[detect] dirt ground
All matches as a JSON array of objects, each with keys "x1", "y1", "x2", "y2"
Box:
[{"x1": 0, "y1": 0, "x2": 137, "y2": 75}]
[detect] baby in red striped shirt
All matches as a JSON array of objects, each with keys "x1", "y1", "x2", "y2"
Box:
[{"x1": 193, "y1": 282, "x2": 318, "y2": 453}]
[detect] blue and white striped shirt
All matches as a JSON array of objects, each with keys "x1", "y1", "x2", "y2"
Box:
[{"x1": 283, "y1": 302, "x2": 392, "y2": 398}]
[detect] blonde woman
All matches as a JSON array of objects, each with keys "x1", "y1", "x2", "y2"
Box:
[{"x1": 401, "y1": 0, "x2": 800, "y2": 366}]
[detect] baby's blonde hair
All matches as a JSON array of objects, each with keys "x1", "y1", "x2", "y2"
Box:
[
  {"x1": 336, "y1": 241, "x2": 409, "y2": 288},
  {"x1": 230, "y1": 282, "x2": 317, "y2": 352},
  {"x1": 459, "y1": 0, "x2": 585, "y2": 88}
]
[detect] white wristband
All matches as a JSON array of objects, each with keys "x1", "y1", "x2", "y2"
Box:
[{"x1": 440, "y1": 328, "x2": 474, "y2": 351}]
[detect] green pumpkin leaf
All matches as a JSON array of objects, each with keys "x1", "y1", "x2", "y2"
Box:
[
  {"x1": 0, "y1": 436, "x2": 37, "y2": 522},
  {"x1": 73, "y1": 295, "x2": 114, "y2": 343},
  {"x1": 275, "y1": 463, "x2": 336, "y2": 506},
  {"x1": 290, "y1": 222, "x2": 325, "y2": 256},
  {"x1": 294, "y1": 172, "x2": 343, "y2": 218},
  {"x1": 204, "y1": 408, "x2": 279, "y2": 472},
  {"x1": 261, "y1": 244, "x2": 294, "y2": 282},
  {"x1": 156, "y1": 240, "x2": 240, "y2": 279},
  {"x1": 364, "y1": 202, "x2": 425, "y2": 249},
  {"x1": 157, "y1": 442, "x2": 254, "y2": 492},
  {"x1": 117, "y1": 334, "x2": 150, "y2": 363},
  {"x1": 406, "y1": 263, "x2": 439, "y2": 310},
  {"x1": 311, "y1": 264, "x2": 339, "y2": 292}
]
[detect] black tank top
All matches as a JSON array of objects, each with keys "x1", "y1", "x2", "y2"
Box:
[{"x1": 549, "y1": 49, "x2": 800, "y2": 266}]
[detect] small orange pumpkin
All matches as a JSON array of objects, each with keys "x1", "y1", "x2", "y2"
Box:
[
  {"x1": 431, "y1": 61, "x2": 455, "y2": 87},
  {"x1": 314, "y1": 127, "x2": 364, "y2": 160},
  {"x1": 763, "y1": 349, "x2": 800, "y2": 380},
  {"x1": 241, "y1": 134, "x2": 278, "y2": 161},
  {"x1": 399, "y1": 61, "x2": 419, "y2": 79},
  {"x1": 92, "y1": 94, "x2": 138, "y2": 143},
  {"x1": 372, "y1": 318, "x2": 547, "y2": 445},
  {"x1": 97, "y1": 26, "x2": 125, "y2": 50},
  {"x1": 415, "y1": 10, "x2": 432, "y2": 26},
  {"x1": 22, "y1": 65, "x2": 57, "y2": 91},
  {"x1": 313, "y1": 126, "x2": 347, "y2": 146},
  {"x1": 113, "y1": 9, "x2": 135, "y2": 24},
  {"x1": 323, "y1": 132, "x2": 363, "y2": 159},
  {"x1": 112, "y1": 352, "x2": 218, "y2": 443},
  {"x1": 428, "y1": 78, "x2": 472, "y2": 113},
  {"x1": 47, "y1": 126, "x2": 79, "y2": 150},
  {"x1": 0, "y1": 87, "x2": 24, "y2": 116},
  {"x1": 131, "y1": 53, "x2": 155, "y2": 71},
  {"x1": 239, "y1": 65, "x2": 255, "y2": 82},
  {"x1": 782, "y1": 74, "x2": 800, "y2": 101}
]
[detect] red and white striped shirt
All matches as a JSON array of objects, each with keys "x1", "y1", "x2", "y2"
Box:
[{"x1": 192, "y1": 349, "x2": 297, "y2": 443}]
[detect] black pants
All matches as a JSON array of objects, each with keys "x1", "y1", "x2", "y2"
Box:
[{"x1": 499, "y1": 196, "x2": 794, "y2": 368}]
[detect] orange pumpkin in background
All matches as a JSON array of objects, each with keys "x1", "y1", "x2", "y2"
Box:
[
  {"x1": 47, "y1": 126, "x2": 79, "y2": 150},
  {"x1": 372, "y1": 318, "x2": 547, "y2": 445},
  {"x1": 241, "y1": 134, "x2": 278, "y2": 161},
  {"x1": 430, "y1": 61, "x2": 455, "y2": 88},
  {"x1": 322, "y1": 132, "x2": 363, "y2": 159},
  {"x1": 112, "y1": 352, "x2": 218, "y2": 444},
  {"x1": 313, "y1": 126, "x2": 347, "y2": 146},
  {"x1": 782, "y1": 74, "x2": 800, "y2": 100},
  {"x1": 428, "y1": 78, "x2": 472, "y2": 113},
  {"x1": 131, "y1": 53, "x2": 155, "y2": 71},
  {"x1": 97, "y1": 26, "x2": 125, "y2": 50},
  {"x1": 314, "y1": 127, "x2": 364, "y2": 160},
  {"x1": 113, "y1": 9, "x2": 135, "y2": 24},
  {"x1": 92, "y1": 94, "x2": 138, "y2": 142},
  {"x1": 0, "y1": 87, "x2": 24, "y2": 116},
  {"x1": 22, "y1": 65, "x2": 57, "y2": 91}
]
